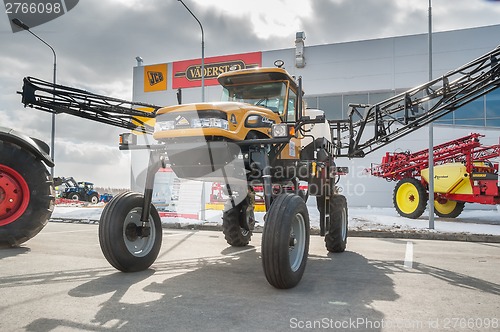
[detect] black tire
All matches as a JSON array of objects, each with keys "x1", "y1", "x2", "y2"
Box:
[
  {"x1": 262, "y1": 193, "x2": 310, "y2": 289},
  {"x1": 222, "y1": 199, "x2": 254, "y2": 246},
  {"x1": 99, "y1": 191, "x2": 162, "y2": 272},
  {"x1": 0, "y1": 141, "x2": 54, "y2": 247},
  {"x1": 89, "y1": 193, "x2": 99, "y2": 204},
  {"x1": 325, "y1": 195, "x2": 348, "y2": 253},
  {"x1": 298, "y1": 189, "x2": 307, "y2": 202},
  {"x1": 70, "y1": 193, "x2": 81, "y2": 201},
  {"x1": 393, "y1": 178, "x2": 427, "y2": 219},
  {"x1": 434, "y1": 199, "x2": 465, "y2": 218}
]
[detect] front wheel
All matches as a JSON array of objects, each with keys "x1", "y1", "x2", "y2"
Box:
[
  {"x1": 393, "y1": 178, "x2": 427, "y2": 219},
  {"x1": 99, "y1": 191, "x2": 162, "y2": 272},
  {"x1": 89, "y1": 193, "x2": 99, "y2": 204},
  {"x1": 262, "y1": 193, "x2": 309, "y2": 289}
]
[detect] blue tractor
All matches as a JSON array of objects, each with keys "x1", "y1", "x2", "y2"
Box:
[{"x1": 55, "y1": 177, "x2": 100, "y2": 204}]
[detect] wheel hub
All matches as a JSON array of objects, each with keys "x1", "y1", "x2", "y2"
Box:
[
  {"x1": 0, "y1": 166, "x2": 30, "y2": 226},
  {"x1": 125, "y1": 222, "x2": 150, "y2": 241},
  {"x1": 125, "y1": 222, "x2": 139, "y2": 241}
]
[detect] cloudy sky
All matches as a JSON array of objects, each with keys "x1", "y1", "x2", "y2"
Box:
[{"x1": 1, "y1": 0, "x2": 500, "y2": 188}]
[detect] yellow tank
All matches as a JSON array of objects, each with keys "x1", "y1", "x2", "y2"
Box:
[{"x1": 421, "y1": 163, "x2": 473, "y2": 194}]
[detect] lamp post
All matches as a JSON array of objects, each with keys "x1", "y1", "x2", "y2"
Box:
[
  {"x1": 427, "y1": 0, "x2": 435, "y2": 229},
  {"x1": 12, "y1": 18, "x2": 57, "y2": 178},
  {"x1": 177, "y1": 0, "x2": 206, "y2": 220},
  {"x1": 177, "y1": 0, "x2": 205, "y2": 102}
]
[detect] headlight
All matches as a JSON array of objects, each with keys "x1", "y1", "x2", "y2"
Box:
[
  {"x1": 192, "y1": 118, "x2": 229, "y2": 130},
  {"x1": 154, "y1": 120, "x2": 175, "y2": 132},
  {"x1": 271, "y1": 123, "x2": 288, "y2": 138},
  {"x1": 154, "y1": 116, "x2": 229, "y2": 132}
]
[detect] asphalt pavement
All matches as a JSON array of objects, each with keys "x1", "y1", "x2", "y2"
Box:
[{"x1": 0, "y1": 222, "x2": 499, "y2": 332}]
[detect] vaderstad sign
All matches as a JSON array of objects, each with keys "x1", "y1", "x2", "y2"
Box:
[
  {"x1": 176, "y1": 60, "x2": 246, "y2": 81},
  {"x1": 173, "y1": 52, "x2": 262, "y2": 89}
]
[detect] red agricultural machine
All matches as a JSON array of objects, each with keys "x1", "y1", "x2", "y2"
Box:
[{"x1": 370, "y1": 133, "x2": 500, "y2": 218}]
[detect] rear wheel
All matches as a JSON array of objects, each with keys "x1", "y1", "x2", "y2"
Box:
[
  {"x1": 99, "y1": 191, "x2": 162, "y2": 272},
  {"x1": 434, "y1": 199, "x2": 465, "y2": 218},
  {"x1": 222, "y1": 199, "x2": 254, "y2": 247},
  {"x1": 0, "y1": 142, "x2": 54, "y2": 247},
  {"x1": 325, "y1": 195, "x2": 348, "y2": 253},
  {"x1": 262, "y1": 193, "x2": 309, "y2": 289},
  {"x1": 393, "y1": 178, "x2": 427, "y2": 219}
]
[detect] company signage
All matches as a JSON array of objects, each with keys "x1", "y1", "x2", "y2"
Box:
[
  {"x1": 172, "y1": 52, "x2": 262, "y2": 89},
  {"x1": 143, "y1": 63, "x2": 167, "y2": 92}
]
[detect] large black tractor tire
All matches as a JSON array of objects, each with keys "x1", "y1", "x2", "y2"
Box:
[
  {"x1": 262, "y1": 193, "x2": 310, "y2": 289},
  {"x1": 434, "y1": 199, "x2": 465, "y2": 218},
  {"x1": 325, "y1": 195, "x2": 348, "y2": 253},
  {"x1": 99, "y1": 191, "x2": 162, "y2": 272},
  {"x1": 393, "y1": 178, "x2": 427, "y2": 219},
  {"x1": 0, "y1": 142, "x2": 54, "y2": 247},
  {"x1": 222, "y1": 199, "x2": 254, "y2": 247}
]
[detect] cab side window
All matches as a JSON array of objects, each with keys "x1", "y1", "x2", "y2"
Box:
[{"x1": 286, "y1": 89, "x2": 297, "y2": 122}]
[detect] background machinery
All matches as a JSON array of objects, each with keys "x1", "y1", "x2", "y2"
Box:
[
  {"x1": 55, "y1": 176, "x2": 100, "y2": 204},
  {"x1": 17, "y1": 45, "x2": 500, "y2": 288},
  {"x1": 369, "y1": 133, "x2": 500, "y2": 218}
]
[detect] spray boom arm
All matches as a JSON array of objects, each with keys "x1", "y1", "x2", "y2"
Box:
[
  {"x1": 20, "y1": 76, "x2": 161, "y2": 134},
  {"x1": 331, "y1": 45, "x2": 500, "y2": 158}
]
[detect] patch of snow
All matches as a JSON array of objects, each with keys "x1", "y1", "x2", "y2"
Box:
[{"x1": 51, "y1": 203, "x2": 500, "y2": 236}]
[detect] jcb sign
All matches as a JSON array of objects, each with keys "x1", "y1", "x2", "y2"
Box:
[
  {"x1": 143, "y1": 64, "x2": 167, "y2": 92},
  {"x1": 147, "y1": 71, "x2": 164, "y2": 86},
  {"x1": 173, "y1": 52, "x2": 261, "y2": 89}
]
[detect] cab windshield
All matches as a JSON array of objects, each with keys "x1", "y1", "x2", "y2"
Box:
[{"x1": 221, "y1": 82, "x2": 287, "y2": 116}]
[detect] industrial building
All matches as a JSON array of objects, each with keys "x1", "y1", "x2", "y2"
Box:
[{"x1": 132, "y1": 24, "x2": 500, "y2": 208}]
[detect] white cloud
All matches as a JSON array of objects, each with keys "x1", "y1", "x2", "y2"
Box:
[{"x1": 192, "y1": 0, "x2": 312, "y2": 39}]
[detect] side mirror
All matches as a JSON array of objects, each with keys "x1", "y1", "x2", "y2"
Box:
[{"x1": 297, "y1": 76, "x2": 303, "y2": 122}]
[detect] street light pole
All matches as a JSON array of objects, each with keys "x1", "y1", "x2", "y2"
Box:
[
  {"x1": 177, "y1": 0, "x2": 206, "y2": 221},
  {"x1": 427, "y1": 0, "x2": 435, "y2": 229},
  {"x1": 12, "y1": 18, "x2": 57, "y2": 178},
  {"x1": 177, "y1": 0, "x2": 205, "y2": 102}
]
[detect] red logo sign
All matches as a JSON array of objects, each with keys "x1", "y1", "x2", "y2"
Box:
[{"x1": 173, "y1": 52, "x2": 262, "y2": 89}]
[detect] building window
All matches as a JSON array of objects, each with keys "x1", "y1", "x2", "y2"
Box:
[
  {"x1": 486, "y1": 89, "x2": 500, "y2": 127},
  {"x1": 305, "y1": 89, "x2": 500, "y2": 128},
  {"x1": 318, "y1": 95, "x2": 343, "y2": 119}
]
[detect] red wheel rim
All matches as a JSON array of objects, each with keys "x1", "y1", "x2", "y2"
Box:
[{"x1": 0, "y1": 164, "x2": 30, "y2": 226}]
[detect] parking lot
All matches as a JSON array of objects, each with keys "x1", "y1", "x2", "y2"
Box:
[{"x1": 1, "y1": 222, "x2": 499, "y2": 331}]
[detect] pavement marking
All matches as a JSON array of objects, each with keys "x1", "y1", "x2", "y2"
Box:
[
  {"x1": 38, "y1": 229, "x2": 96, "y2": 235},
  {"x1": 163, "y1": 232, "x2": 197, "y2": 237},
  {"x1": 404, "y1": 241, "x2": 414, "y2": 269},
  {"x1": 226, "y1": 246, "x2": 261, "y2": 256}
]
